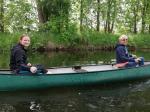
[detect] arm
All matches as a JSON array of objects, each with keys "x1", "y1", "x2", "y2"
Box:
[
  {"x1": 15, "y1": 50, "x2": 30, "y2": 71},
  {"x1": 117, "y1": 47, "x2": 135, "y2": 62}
]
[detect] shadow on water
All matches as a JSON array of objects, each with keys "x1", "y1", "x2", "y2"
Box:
[{"x1": 1, "y1": 51, "x2": 150, "y2": 111}]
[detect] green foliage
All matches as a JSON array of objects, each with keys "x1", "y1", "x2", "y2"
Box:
[
  {"x1": 39, "y1": 17, "x2": 61, "y2": 33},
  {"x1": 1, "y1": 32, "x2": 150, "y2": 51},
  {"x1": 1, "y1": 0, "x2": 150, "y2": 51},
  {"x1": 4, "y1": 0, "x2": 37, "y2": 32},
  {"x1": 81, "y1": 28, "x2": 119, "y2": 47},
  {"x1": 29, "y1": 32, "x2": 55, "y2": 49},
  {"x1": 38, "y1": 0, "x2": 70, "y2": 33},
  {"x1": 0, "y1": 32, "x2": 21, "y2": 51},
  {"x1": 38, "y1": 21, "x2": 80, "y2": 46},
  {"x1": 132, "y1": 34, "x2": 150, "y2": 48},
  {"x1": 59, "y1": 23, "x2": 80, "y2": 46}
]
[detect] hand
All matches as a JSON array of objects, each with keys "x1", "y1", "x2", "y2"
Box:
[
  {"x1": 27, "y1": 63, "x2": 32, "y2": 67},
  {"x1": 132, "y1": 54, "x2": 137, "y2": 58},
  {"x1": 135, "y1": 58, "x2": 141, "y2": 63},
  {"x1": 30, "y1": 66, "x2": 37, "y2": 73}
]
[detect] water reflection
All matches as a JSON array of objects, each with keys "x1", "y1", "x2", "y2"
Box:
[
  {"x1": 0, "y1": 80, "x2": 150, "y2": 112},
  {"x1": 1, "y1": 51, "x2": 150, "y2": 69},
  {"x1": 0, "y1": 104, "x2": 16, "y2": 112},
  {"x1": 0, "y1": 51, "x2": 115, "y2": 68},
  {"x1": 30, "y1": 101, "x2": 41, "y2": 112}
]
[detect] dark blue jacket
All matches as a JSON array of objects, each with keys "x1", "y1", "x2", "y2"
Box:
[
  {"x1": 115, "y1": 44, "x2": 135, "y2": 63},
  {"x1": 9, "y1": 43, "x2": 30, "y2": 72}
]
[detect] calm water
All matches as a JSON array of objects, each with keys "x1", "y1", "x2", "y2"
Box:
[{"x1": 0, "y1": 51, "x2": 150, "y2": 112}]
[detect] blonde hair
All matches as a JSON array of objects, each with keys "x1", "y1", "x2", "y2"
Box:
[{"x1": 119, "y1": 35, "x2": 128, "y2": 40}]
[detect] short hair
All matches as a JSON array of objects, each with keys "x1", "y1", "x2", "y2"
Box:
[{"x1": 119, "y1": 35, "x2": 128, "y2": 40}]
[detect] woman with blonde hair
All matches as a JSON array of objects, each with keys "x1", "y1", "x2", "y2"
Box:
[{"x1": 115, "y1": 34, "x2": 144, "y2": 68}]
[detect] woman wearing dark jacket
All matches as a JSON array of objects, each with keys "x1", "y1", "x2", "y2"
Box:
[
  {"x1": 115, "y1": 35, "x2": 144, "y2": 68},
  {"x1": 10, "y1": 35, "x2": 47, "y2": 74}
]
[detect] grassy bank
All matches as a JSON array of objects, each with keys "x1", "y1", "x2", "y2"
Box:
[
  {"x1": 131, "y1": 34, "x2": 150, "y2": 49},
  {"x1": 0, "y1": 32, "x2": 149, "y2": 51}
]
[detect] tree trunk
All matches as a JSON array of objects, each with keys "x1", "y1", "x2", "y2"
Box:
[
  {"x1": 133, "y1": 7, "x2": 137, "y2": 34},
  {"x1": 36, "y1": 0, "x2": 46, "y2": 23},
  {"x1": 141, "y1": 0, "x2": 146, "y2": 33},
  {"x1": 80, "y1": 0, "x2": 83, "y2": 31},
  {"x1": 110, "y1": 21, "x2": 114, "y2": 33},
  {"x1": 0, "y1": 0, "x2": 4, "y2": 32},
  {"x1": 107, "y1": 21, "x2": 111, "y2": 32},
  {"x1": 104, "y1": 21, "x2": 107, "y2": 32},
  {"x1": 106, "y1": 0, "x2": 113, "y2": 33},
  {"x1": 96, "y1": 0, "x2": 100, "y2": 31},
  {"x1": 149, "y1": 25, "x2": 150, "y2": 33},
  {"x1": 110, "y1": 0, "x2": 117, "y2": 33}
]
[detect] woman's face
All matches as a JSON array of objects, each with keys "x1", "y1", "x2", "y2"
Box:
[
  {"x1": 119, "y1": 38, "x2": 128, "y2": 45},
  {"x1": 20, "y1": 36, "x2": 30, "y2": 47}
]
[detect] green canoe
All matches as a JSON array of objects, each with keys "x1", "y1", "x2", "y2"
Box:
[{"x1": 0, "y1": 62, "x2": 150, "y2": 91}]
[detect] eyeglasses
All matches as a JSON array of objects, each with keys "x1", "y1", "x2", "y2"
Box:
[{"x1": 122, "y1": 39, "x2": 128, "y2": 41}]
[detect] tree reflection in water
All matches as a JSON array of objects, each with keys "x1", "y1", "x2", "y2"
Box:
[
  {"x1": 30, "y1": 101, "x2": 41, "y2": 112},
  {"x1": 0, "y1": 104, "x2": 16, "y2": 112}
]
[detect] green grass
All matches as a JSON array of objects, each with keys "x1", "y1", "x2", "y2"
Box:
[
  {"x1": 0, "y1": 33, "x2": 20, "y2": 51},
  {"x1": 0, "y1": 32, "x2": 150, "y2": 51},
  {"x1": 131, "y1": 34, "x2": 150, "y2": 49},
  {"x1": 81, "y1": 30, "x2": 119, "y2": 47}
]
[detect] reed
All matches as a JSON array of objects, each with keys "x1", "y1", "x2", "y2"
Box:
[{"x1": 0, "y1": 32, "x2": 150, "y2": 51}]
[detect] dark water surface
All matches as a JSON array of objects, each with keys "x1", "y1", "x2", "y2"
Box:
[{"x1": 0, "y1": 51, "x2": 150, "y2": 112}]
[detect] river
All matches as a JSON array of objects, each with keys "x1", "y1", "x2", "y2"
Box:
[{"x1": 0, "y1": 51, "x2": 150, "y2": 112}]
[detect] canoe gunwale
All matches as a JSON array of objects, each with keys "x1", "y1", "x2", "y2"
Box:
[
  {"x1": 0, "y1": 63, "x2": 149, "y2": 76},
  {"x1": 45, "y1": 64, "x2": 150, "y2": 75},
  {"x1": 0, "y1": 63, "x2": 150, "y2": 91}
]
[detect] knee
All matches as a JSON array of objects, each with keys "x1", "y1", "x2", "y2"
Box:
[
  {"x1": 139, "y1": 57, "x2": 144, "y2": 66},
  {"x1": 140, "y1": 57, "x2": 144, "y2": 61},
  {"x1": 126, "y1": 62, "x2": 137, "y2": 68}
]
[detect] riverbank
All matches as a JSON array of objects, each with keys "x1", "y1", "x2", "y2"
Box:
[{"x1": 0, "y1": 32, "x2": 150, "y2": 52}]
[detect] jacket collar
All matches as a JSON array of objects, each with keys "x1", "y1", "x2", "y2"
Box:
[{"x1": 18, "y1": 43, "x2": 27, "y2": 51}]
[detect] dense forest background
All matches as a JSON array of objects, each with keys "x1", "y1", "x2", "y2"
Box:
[{"x1": 0, "y1": 0, "x2": 150, "y2": 51}]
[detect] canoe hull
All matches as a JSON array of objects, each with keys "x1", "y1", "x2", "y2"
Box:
[{"x1": 0, "y1": 65, "x2": 150, "y2": 91}]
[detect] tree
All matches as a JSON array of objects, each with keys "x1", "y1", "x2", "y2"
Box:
[
  {"x1": 103, "y1": 0, "x2": 118, "y2": 33},
  {"x1": 96, "y1": 0, "x2": 100, "y2": 31},
  {"x1": 36, "y1": 0, "x2": 46, "y2": 23},
  {"x1": 141, "y1": 0, "x2": 150, "y2": 33},
  {"x1": 4, "y1": 0, "x2": 37, "y2": 32},
  {"x1": 80, "y1": 0, "x2": 83, "y2": 31},
  {"x1": 0, "y1": 0, "x2": 4, "y2": 32},
  {"x1": 36, "y1": 0, "x2": 71, "y2": 33}
]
